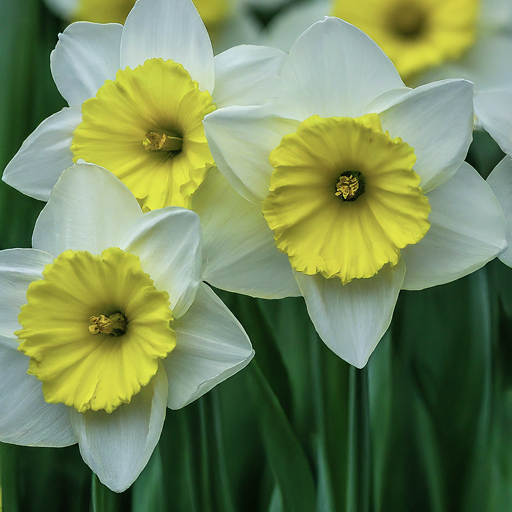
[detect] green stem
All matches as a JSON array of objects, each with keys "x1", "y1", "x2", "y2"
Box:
[
  {"x1": 211, "y1": 389, "x2": 236, "y2": 512},
  {"x1": 198, "y1": 398, "x2": 214, "y2": 512},
  {"x1": 347, "y1": 366, "x2": 373, "y2": 512},
  {"x1": 91, "y1": 473, "x2": 119, "y2": 512},
  {"x1": 0, "y1": 444, "x2": 19, "y2": 512}
]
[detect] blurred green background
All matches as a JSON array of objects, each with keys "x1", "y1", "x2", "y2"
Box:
[{"x1": 2, "y1": 0, "x2": 512, "y2": 510}]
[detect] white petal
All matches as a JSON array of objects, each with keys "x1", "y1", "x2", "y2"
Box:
[
  {"x1": 120, "y1": 0, "x2": 214, "y2": 93},
  {"x1": 120, "y1": 207, "x2": 202, "y2": 319},
  {"x1": 70, "y1": 366, "x2": 168, "y2": 493},
  {"x1": 363, "y1": 87, "x2": 412, "y2": 113},
  {"x1": 192, "y1": 169, "x2": 299, "y2": 298},
  {"x1": 204, "y1": 104, "x2": 300, "y2": 203},
  {"x1": 377, "y1": 79, "x2": 474, "y2": 192},
  {"x1": 33, "y1": 163, "x2": 142, "y2": 256},
  {"x1": 264, "y1": 0, "x2": 329, "y2": 52},
  {"x1": 402, "y1": 162, "x2": 507, "y2": 290},
  {"x1": 474, "y1": 89, "x2": 512, "y2": 156},
  {"x1": 0, "y1": 335, "x2": 17, "y2": 350},
  {"x1": 279, "y1": 17, "x2": 405, "y2": 119},
  {"x1": 44, "y1": 0, "x2": 78, "y2": 19},
  {"x1": 2, "y1": 107, "x2": 81, "y2": 201},
  {"x1": 213, "y1": 45, "x2": 286, "y2": 108},
  {"x1": 487, "y1": 156, "x2": 512, "y2": 267},
  {"x1": 0, "y1": 345, "x2": 76, "y2": 447},
  {"x1": 0, "y1": 249, "x2": 54, "y2": 341},
  {"x1": 295, "y1": 259, "x2": 406, "y2": 368},
  {"x1": 51, "y1": 22, "x2": 123, "y2": 107},
  {"x1": 164, "y1": 283, "x2": 254, "y2": 409}
]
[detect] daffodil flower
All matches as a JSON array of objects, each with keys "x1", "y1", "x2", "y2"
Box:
[
  {"x1": 3, "y1": 0, "x2": 284, "y2": 211},
  {"x1": 0, "y1": 163, "x2": 253, "y2": 492},
  {"x1": 202, "y1": 18, "x2": 508, "y2": 367},
  {"x1": 265, "y1": 0, "x2": 512, "y2": 155}
]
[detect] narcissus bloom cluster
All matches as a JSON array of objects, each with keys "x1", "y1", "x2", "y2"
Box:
[{"x1": 1, "y1": 0, "x2": 510, "y2": 494}]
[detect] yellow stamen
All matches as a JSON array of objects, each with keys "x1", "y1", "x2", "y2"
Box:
[
  {"x1": 335, "y1": 175, "x2": 360, "y2": 200},
  {"x1": 89, "y1": 312, "x2": 128, "y2": 336},
  {"x1": 143, "y1": 131, "x2": 183, "y2": 153}
]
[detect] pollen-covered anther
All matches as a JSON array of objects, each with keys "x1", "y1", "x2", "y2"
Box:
[
  {"x1": 335, "y1": 172, "x2": 366, "y2": 201},
  {"x1": 143, "y1": 131, "x2": 183, "y2": 153},
  {"x1": 89, "y1": 313, "x2": 127, "y2": 336}
]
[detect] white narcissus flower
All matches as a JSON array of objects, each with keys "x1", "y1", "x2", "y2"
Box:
[
  {"x1": 0, "y1": 163, "x2": 253, "y2": 492},
  {"x1": 3, "y1": 0, "x2": 283, "y2": 211},
  {"x1": 202, "y1": 18, "x2": 508, "y2": 368},
  {"x1": 264, "y1": 0, "x2": 512, "y2": 155}
]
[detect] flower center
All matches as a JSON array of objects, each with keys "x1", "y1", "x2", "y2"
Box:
[
  {"x1": 330, "y1": 0, "x2": 479, "y2": 79},
  {"x1": 16, "y1": 248, "x2": 176, "y2": 413},
  {"x1": 89, "y1": 312, "x2": 128, "y2": 336},
  {"x1": 335, "y1": 171, "x2": 366, "y2": 201},
  {"x1": 263, "y1": 114, "x2": 431, "y2": 284},
  {"x1": 71, "y1": 58, "x2": 216, "y2": 211},
  {"x1": 143, "y1": 131, "x2": 183, "y2": 154}
]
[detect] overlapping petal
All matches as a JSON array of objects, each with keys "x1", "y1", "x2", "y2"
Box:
[
  {"x1": 376, "y1": 79, "x2": 474, "y2": 192},
  {"x1": 402, "y1": 162, "x2": 507, "y2": 289},
  {"x1": 0, "y1": 345, "x2": 76, "y2": 447},
  {"x1": 294, "y1": 259, "x2": 406, "y2": 368},
  {"x1": 70, "y1": 366, "x2": 168, "y2": 493},
  {"x1": 213, "y1": 45, "x2": 286, "y2": 108},
  {"x1": 120, "y1": 207, "x2": 202, "y2": 318},
  {"x1": 204, "y1": 104, "x2": 301, "y2": 203},
  {"x1": 33, "y1": 164, "x2": 142, "y2": 256},
  {"x1": 474, "y1": 89, "x2": 512, "y2": 156},
  {"x1": 0, "y1": 249, "x2": 53, "y2": 341},
  {"x1": 120, "y1": 0, "x2": 214, "y2": 93},
  {"x1": 279, "y1": 17, "x2": 405, "y2": 119},
  {"x1": 50, "y1": 22, "x2": 123, "y2": 107},
  {"x1": 164, "y1": 283, "x2": 254, "y2": 409},
  {"x1": 192, "y1": 169, "x2": 299, "y2": 298},
  {"x1": 2, "y1": 107, "x2": 81, "y2": 201}
]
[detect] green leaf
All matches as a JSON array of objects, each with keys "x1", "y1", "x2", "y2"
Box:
[
  {"x1": 0, "y1": 444, "x2": 19, "y2": 512},
  {"x1": 373, "y1": 270, "x2": 493, "y2": 512},
  {"x1": 346, "y1": 366, "x2": 373, "y2": 512},
  {"x1": 247, "y1": 361, "x2": 315, "y2": 512},
  {"x1": 132, "y1": 446, "x2": 165, "y2": 512},
  {"x1": 91, "y1": 474, "x2": 123, "y2": 512},
  {"x1": 210, "y1": 389, "x2": 236, "y2": 512},
  {"x1": 236, "y1": 296, "x2": 293, "y2": 416}
]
